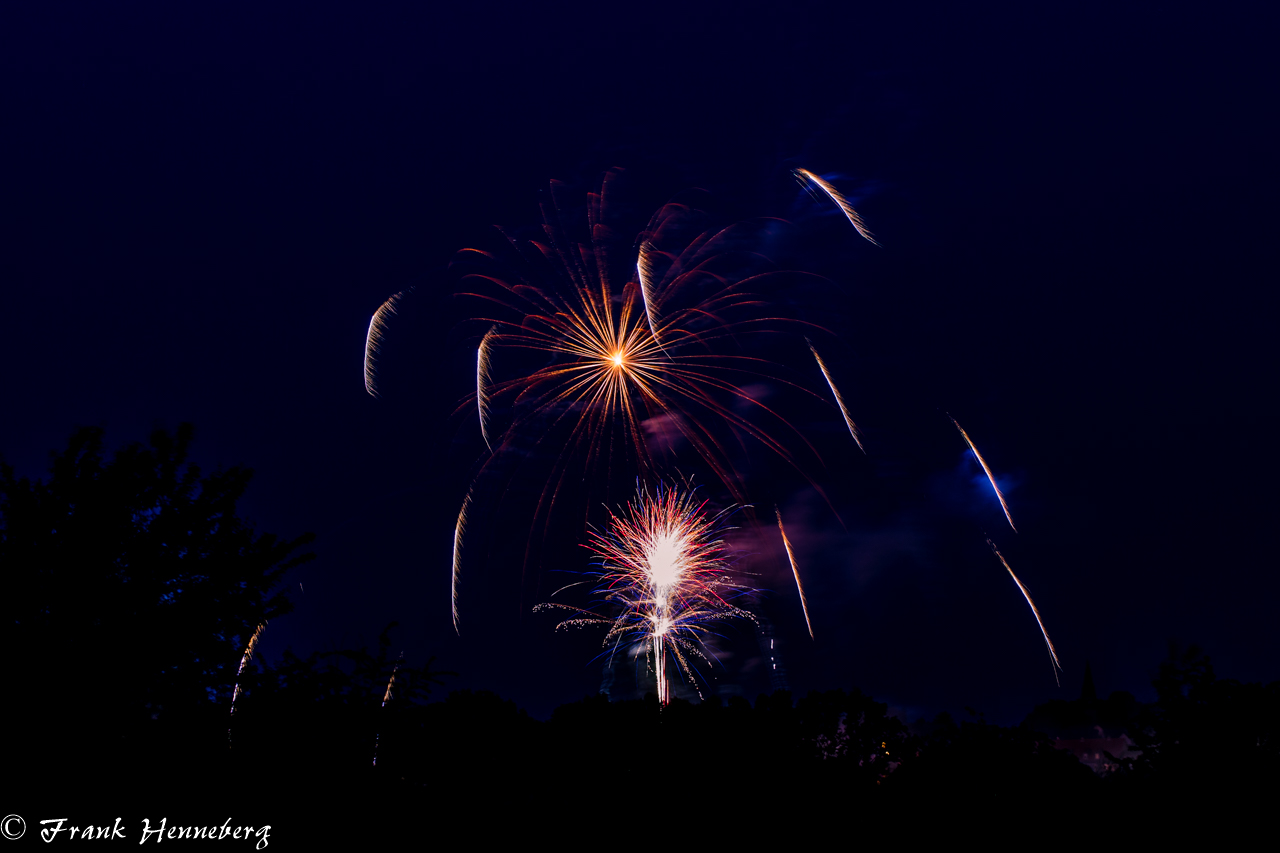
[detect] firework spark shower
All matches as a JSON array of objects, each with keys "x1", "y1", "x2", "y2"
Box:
[{"x1": 539, "y1": 484, "x2": 753, "y2": 704}]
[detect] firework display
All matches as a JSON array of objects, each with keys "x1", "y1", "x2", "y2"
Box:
[
  {"x1": 538, "y1": 484, "x2": 753, "y2": 704},
  {"x1": 451, "y1": 174, "x2": 832, "y2": 507},
  {"x1": 362, "y1": 167, "x2": 1064, "y2": 697}
]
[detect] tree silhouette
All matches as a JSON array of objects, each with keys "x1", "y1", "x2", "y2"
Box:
[
  {"x1": 1116, "y1": 643, "x2": 1280, "y2": 794},
  {"x1": 2, "y1": 424, "x2": 314, "y2": 777}
]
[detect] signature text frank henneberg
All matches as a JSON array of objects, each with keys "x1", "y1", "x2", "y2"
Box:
[{"x1": 39, "y1": 817, "x2": 272, "y2": 849}]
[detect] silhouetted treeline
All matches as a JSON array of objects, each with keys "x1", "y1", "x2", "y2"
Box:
[
  {"x1": 2, "y1": 425, "x2": 313, "y2": 784},
  {"x1": 6, "y1": 427, "x2": 1278, "y2": 830}
]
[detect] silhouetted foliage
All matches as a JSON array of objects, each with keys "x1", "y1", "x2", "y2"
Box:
[
  {"x1": 229, "y1": 623, "x2": 453, "y2": 783},
  {"x1": 890, "y1": 710, "x2": 1098, "y2": 800},
  {"x1": 9, "y1": 426, "x2": 1276, "y2": 827},
  {"x1": 1114, "y1": 643, "x2": 1280, "y2": 793},
  {"x1": 2, "y1": 425, "x2": 313, "y2": 773}
]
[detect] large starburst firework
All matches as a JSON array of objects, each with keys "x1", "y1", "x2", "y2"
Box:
[{"x1": 453, "y1": 169, "x2": 841, "y2": 507}]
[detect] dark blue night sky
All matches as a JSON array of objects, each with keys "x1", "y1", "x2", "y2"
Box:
[{"x1": 2, "y1": 1, "x2": 1275, "y2": 725}]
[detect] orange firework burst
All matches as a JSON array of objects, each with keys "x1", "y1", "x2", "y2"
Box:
[
  {"x1": 453, "y1": 169, "x2": 833, "y2": 507},
  {"x1": 538, "y1": 483, "x2": 754, "y2": 704}
]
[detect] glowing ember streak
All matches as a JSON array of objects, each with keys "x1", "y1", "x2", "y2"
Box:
[
  {"x1": 793, "y1": 168, "x2": 879, "y2": 246},
  {"x1": 230, "y1": 621, "x2": 266, "y2": 715},
  {"x1": 381, "y1": 653, "x2": 403, "y2": 707},
  {"x1": 364, "y1": 291, "x2": 405, "y2": 397},
  {"x1": 539, "y1": 484, "x2": 754, "y2": 705},
  {"x1": 637, "y1": 241, "x2": 663, "y2": 348},
  {"x1": 228, "y1": 621, "x2": 266, "y2": 747},
  {"x1": 775, "y1": 508, "x2": 814, "y2": 640},
  {"x1": 452, "y1": 489, "x2": 471, "y2": 635},
  {"x1": 373, "y1": 652, "x2": 404, "y2": 767},
  {"x1": 806, "y1": 337, "x2": 866, "y2": 454},
  {"x1": 476, "y1": 325, "x2": 497, "y2": 451},
  {"x1": 988, "y1": 539, "x2": 1061, "y2": 684},
  {"x1": 950, "y1": 416, "x2": 1016, "y2": 532}
]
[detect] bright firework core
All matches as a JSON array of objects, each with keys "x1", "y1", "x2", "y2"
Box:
[{"x1": 646, "y1": 530, "x2": 687, "y2": 592}]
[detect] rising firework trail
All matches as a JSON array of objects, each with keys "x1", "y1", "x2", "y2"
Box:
[
  {"x1": 806, "y1": 337, "x2": 866, "y2": 454},
  {"x1": 775, "y1": 507, "x2": 814, "y2": 640},
  {"x1": 950, "y1": 415, "x2": 1017, "y2": 532},
  {"x1": 476, "y1": 325, "x2": 497, "y2": 451},
  {"x1": 539, "y1": 484, "x2": 754, "y2": 705},
  {"x1": 364, "y1": 291, "x2": 406, "y2": 397},
  {"x1": 988, "y1": 539, "x2": 1061, "y2": 684},
  {"x1": 793, "y1": 168, "x2": 879, "y2": 246}
]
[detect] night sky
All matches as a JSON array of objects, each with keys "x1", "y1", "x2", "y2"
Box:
[{"x1": 2, "y1": 1, "x2": 1275, "y2": 725}]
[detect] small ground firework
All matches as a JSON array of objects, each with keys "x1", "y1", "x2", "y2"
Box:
[{"x1": 539, "y1": 483, "x2": 755, "y2": 704}]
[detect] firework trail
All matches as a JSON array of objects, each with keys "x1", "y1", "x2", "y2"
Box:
[
  {"x1": 805, "y1": 337, "x2": 866, "y2": 454},
  {"x1": 230, "y1": 621, "x2": 266, "y2": 716},
  {"x1": 775, "y1": 508, "x2": 814, "y2": 640},
  {"x1": 228, "y1": 621, "x2": 266, "y2": 747},
  {"x1": 451, "y1": 488, "x2": 472, "y2": 635},
  {"x1": 987, "y1": 539, "x2": 1061, "y2": 684},
  {"x1": 539, "y1": 484, "x2": 754, "y2": 705},
  {"x1": 793, "y1": 168, "x2": 879, "y2": 246},
  {"x1": 950, "y1": 416, "x2": 1016, "y2": 532},
  {"x1": 364, "y1": 291, "x2": 406, "y2": 397},
  {"x1": 476, "y1": 325, "x2": 498, "y2": 451},
  {"x1": 636, "y1": 241, "x2": 662, "y2": 347},
  {"x1": 373, "y1": 652, "x2": 404, "y2": 767}
]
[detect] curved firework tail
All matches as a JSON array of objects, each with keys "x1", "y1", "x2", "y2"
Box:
[
  {"x1": 950, "y1": 415, "x2": 1016, "y2": 532},
  {"x1": 792, "y1": 168, "x2": 879, "y2": 247},
  {"x1": 987, "y1": 538, "x2": 1062, "y2": 684},
  {"x1": 364, "y1": 291, "x2": 408, "y2": 397}
]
